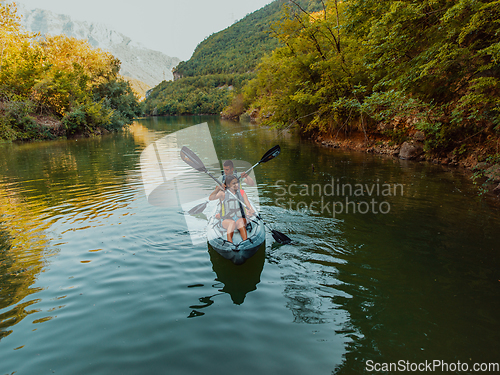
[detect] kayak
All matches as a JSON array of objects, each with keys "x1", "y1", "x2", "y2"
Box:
[{"x1": 206, "y1": 199, "x2": 265, "y2": 265}]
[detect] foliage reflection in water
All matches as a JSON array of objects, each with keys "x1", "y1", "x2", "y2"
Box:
[{"x1": 0, "y1": 116, "x2": 498, "y2": 375}]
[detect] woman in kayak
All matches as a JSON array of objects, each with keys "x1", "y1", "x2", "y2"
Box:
[{"x1": 210, "y1": 174, "x2": 254, "y2": 243}]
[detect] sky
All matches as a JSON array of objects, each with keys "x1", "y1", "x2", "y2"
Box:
[{"x1": 15, "y1": 0, "x2": 275, "y2": 61}]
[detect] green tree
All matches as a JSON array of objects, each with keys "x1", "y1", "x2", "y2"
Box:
[
  {"x1": 240, "y1": 0, "x2": 500, "y2": 157},
  {"x1": 241, "y1": 0, "x2": 368, "y2": 134},
  {"x1": 0, "y1": 3, "x2": 141, "y2": 141},
  {"x1": 345, "y1": 0, "x2": 500, "y2": 149},
  {"x1": 93, "y1": 79, "x2": 143, "y2": 130}
]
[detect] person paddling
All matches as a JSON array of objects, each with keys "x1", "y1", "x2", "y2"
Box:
[
  {"x1": 209, "y1": 175, "x2": 254, "y2": 243},
  {"x1": 207, "y1": 159, "x2": 255, "y2": 214},
  {"x1": 221, "y1": 160, "x2": 255, "y2": 187}
]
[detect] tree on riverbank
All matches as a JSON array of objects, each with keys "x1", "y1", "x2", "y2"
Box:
[
  {"x1": 232, "y1": 0, "x2": 500, "y2": 162},
  {"x1": 143, "y1": 73, "x2": 254, "y2": 116},
  {"x1": 0, "y1": 3, "x2": 142, "y2": 141}
]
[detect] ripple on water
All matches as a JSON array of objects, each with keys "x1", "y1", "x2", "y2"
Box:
[{"x1": 2, "y1": 120, "x2": 500, "y2": 375}]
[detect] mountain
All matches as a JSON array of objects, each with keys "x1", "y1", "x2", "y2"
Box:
[
  {"x1": 144, "y1": 0, "x2": 321, "y2": 116},
  {"x1": 144, "y1": 0, "x2": 288, "y2": 116},
  {"x1": 17, "y1": 3, "x2": 180, "y2": 90},
  {"x1": 174, "y1": 0, "x2": 284, "y2": 78},
  {"x1": 173, "y1": 0, "x2": 323, "y2": 78}
]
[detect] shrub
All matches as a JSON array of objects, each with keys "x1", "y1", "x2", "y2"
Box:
[
  {"x1": 62, "y1": 100, "x2": 113, "y2": 135},
  {"x1": 0, "y1": 116, "x2": 17, "y2": 141}
]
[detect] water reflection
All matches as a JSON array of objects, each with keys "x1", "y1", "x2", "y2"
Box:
[
  {"x1": 209, "y1": 244, "x2": 265, "y2": 305},
  {"x1": 0, "y1": 210, "x2": 50, "y2": 340},
  {"x1": 1, "y1": 117, "x2": 499, "y2": 374},
  {"x1": 186, "y1": 245, "x2": 266, "y2": 318},
  {"x1": 259, "y1": 144, "x2": 500, "y2": 372},
  {"x1": 0, "y1": 132, "x2": 142, "y2": 340}
]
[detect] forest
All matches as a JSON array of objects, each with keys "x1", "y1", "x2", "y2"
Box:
[
  {"x1": 0, "y1": 3, "x2": 142, "y2": 141},
  {"x1": 143, "y1": 73, "x2": 254, "y2": 116},
  {"x1": 235, "y1": 0, "x2": 500, "y2": 162},
  {"x1": 173, "y1": 0, "x2": 286, "y2": 78},
  {"x1": 4, "y1": 0, "x2": 499, "y2": 164},
  {"x1": 146, "y1": 0, "x2": 499, "y2": 166}
]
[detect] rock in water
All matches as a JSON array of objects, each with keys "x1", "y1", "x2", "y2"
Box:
[{"x1": 399, "y1": 141, "x2": 424, "y2": 160}]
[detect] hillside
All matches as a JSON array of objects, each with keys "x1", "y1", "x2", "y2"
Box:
[
  {"x1": 173, "y1": 1, "x2": 284, "y2": 78},
  {"x1": 17, "y1": 3, "x2": 180, "y2": 88},
  {"x1": 144, "y1": 0, "x2": 319, "y2": 116},
  {"x1": 122, "y1": 77, "x2": 152, "y2": 99}
]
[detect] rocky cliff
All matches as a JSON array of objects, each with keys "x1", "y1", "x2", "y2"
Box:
[{"x1": 17, "y1": 3, "x2": 180, "y2": 89}]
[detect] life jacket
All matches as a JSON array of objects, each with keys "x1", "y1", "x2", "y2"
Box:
[{"x1": 221, "y1": 190, "x2": 247, "y2": 220}]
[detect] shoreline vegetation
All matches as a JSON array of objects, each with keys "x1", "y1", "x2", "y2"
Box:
[
  {"x1": 218, "y1": 0, "x2": 500, "y2": 198},
  {"x1": 0, "y1": 3, "x2": 142, "y2": 142},
  {"x1": 2, "y1": 1, "x2": 499, "y2": 196},
  {"x1": 142, "y1": 0, "x2": 500, "y2": 197}
]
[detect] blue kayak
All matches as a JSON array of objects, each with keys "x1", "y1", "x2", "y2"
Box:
[{"x1": 206, "y1": 199, "x2": 265, "y2": 265}]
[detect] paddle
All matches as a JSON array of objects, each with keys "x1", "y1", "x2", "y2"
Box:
[
  {"x1": 241, "y1": 145, "x2": 281, "y2": 177},
  {"x1": 181, "y1": 146, "x2": 254, "y2": 213},
  {"x1": 180, "y1": 146, "x2": 224, "y2": 186},
  {"x1": 181, "y1": 146, "x2": 232, "y2": 215},
  {"x1": 180, "y1": 146, "x2": 291, "y2": 245},
  {"x1": 187, "y1": 145, "x2": 281, "y2": 215}
]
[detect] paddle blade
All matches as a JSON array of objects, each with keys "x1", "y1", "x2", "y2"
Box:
[
  {"x1": 188, "y1": 201, "x2": 208, "y2": 215},
  {"x1": 180, "y1": 146, "x2": 207, "y2": 172},
  {"x1": 271, "y1": 229, "x2": 292, "y2": 245},
  {"x1": 260, "y1": 145, "x2": 281, "y2": 164}
]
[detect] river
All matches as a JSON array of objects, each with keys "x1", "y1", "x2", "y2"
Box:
[{"x1": 1, "y1": 116, "x2": 499, "y2": 374}]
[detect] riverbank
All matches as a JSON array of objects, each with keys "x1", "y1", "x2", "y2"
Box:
[
  {"x1": 0, "y1": 114, "x2": 116, "y2": 142},
  {"x1": 307, "y1": 128, "x2": 500, "y2": 200}
]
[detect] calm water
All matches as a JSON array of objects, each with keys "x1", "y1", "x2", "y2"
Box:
[{"x1": 1, "y1": 116, "x2": 499, "y2": 374}]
